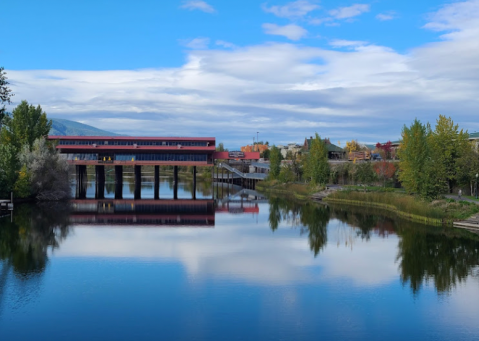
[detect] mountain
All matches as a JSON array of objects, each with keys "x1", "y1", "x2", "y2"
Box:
[{"x1": 50, "y1": 118, "x2": 122, "y2": 136}]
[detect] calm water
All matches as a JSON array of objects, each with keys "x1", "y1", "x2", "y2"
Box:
[{"x1": 1, "y1": 175, "x2": 479, "y2": 341}]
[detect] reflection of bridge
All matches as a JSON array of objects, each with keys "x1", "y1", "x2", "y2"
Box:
[
  {"x1": 48, "y1": 136, "x2": 263, "y2": 199},
  {"x1": 69, "y1": 197, "x2": 261, "y2": 226},
  {"x1": 70, "y1": 199, "x2": 215, "y2": 226}
]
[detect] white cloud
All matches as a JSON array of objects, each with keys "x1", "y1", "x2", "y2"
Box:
[
  {"x1": 7, "y1": 1, "x2": 479, "y2": 145},
  {"x1": 180, "y1": 37, "x2": 210, "y2": 49},
  {"x1": 329, "y1": 39, "x2": 368, "y2": 48},
  {"x1": 329, "y1": 4, "x2": 370, "y2": 19},
  {"x1": 180, "y1": 0, "x2": 216, "y2": 13},
  {"x1": 216, "y1": 40, "x2": 236, "y2": 49},
  {"x1": 262, "y1": 0, "x2": 320, "y2": 19},
  {"x1": 262, "y1": 23, "x2": 308, "y2": 41},
  {"x1": 423, "y1": 0, "x2": 479, "y2": 40},
  {"x1": 376, "y1": 13, "x2": 395, "y2": 21}
]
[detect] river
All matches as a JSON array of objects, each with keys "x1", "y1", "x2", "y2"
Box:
[{"x1": 1, "y1": 174, "x2": 479, "y2": 340}]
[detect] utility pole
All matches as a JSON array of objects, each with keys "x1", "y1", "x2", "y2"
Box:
[{"x1": 256, "y1": 132, "x2": 259, "y2": 152}]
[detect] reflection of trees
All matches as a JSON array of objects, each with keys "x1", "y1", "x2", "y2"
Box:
[
  {"x1": 273, "y1": 200, "x2": 479, "y2": 293},
  {"x1": 0, "y1": 203, "x2": 71, "y2": 312},
  {"x1": 397, "y1": 228, "x2": 479, "y2": 295},
  {"x1": 267, "y1": 196, "x2": 329, "y2": 256}
]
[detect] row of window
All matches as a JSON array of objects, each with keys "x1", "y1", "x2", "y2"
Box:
[
  {"x1": 59, "y1": 140, "x2": 209, "y2": 146},
  {"x1": 64, "y1": 153, "x2": 209, "y2": 162}
]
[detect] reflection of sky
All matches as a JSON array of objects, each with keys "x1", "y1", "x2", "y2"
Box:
[{"x1": 2, "y1": 203, "x2": 479, "y2": 340}]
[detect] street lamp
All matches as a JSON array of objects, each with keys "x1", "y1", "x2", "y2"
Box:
[{"x1": 476, "y1": 173, "x2": 478, "y2": 199}]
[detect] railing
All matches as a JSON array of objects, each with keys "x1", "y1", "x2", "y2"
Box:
[{"x1": 217, "y1": 163, "x2": 267, "y2": 180}]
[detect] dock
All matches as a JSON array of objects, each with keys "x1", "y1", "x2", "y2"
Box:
[{"x1": 453, "y1": 215, "x2": 479, "y2": 233}]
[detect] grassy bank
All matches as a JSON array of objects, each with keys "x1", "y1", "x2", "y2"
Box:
[
  {"x1": 324, "y1": 191, "x2": 479, "y2": 225},
  {"x1": 256, "y1": 180, "x2": 320, "y2": 200}
]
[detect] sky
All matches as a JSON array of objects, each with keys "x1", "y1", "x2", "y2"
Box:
[{"x1": 3, "y1": 0, "x2": 479, "y2": 148}]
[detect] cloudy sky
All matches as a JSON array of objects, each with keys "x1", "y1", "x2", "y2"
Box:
[{"x1": 3, "y1": 0, "x2": 479, "y2": 148}]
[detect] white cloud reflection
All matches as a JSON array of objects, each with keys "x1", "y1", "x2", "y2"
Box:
[{"x1": 53, "y1": 218, "x2": 399, "y2": 287}]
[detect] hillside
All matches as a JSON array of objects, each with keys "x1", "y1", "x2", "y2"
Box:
[{"x1": 50, "y1": 118, "x2": 122, "y2": 136}]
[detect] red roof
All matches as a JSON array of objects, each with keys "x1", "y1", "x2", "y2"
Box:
[{"x1": 48, "y1": 136, "x2": 215, "y2": 141}]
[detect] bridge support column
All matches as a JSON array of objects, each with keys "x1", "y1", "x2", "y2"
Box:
[
  {"x1": 95, "y1": 165, "x2": 105, "y2": 199},
  {"x1": 134, "y1": 165, "x2": 141, "y2": 200},
  {"x1": 193, "y1": 166, "x2": 197, "y2": 200},
  {"x1": 115, "y1": 166, "x2": 123, "y2": 199},
  {"x1": 154, "y1": 165, "x2": 160, "y2": 200},
  {"x1": 76, "y1": 165, "x2": 87, "y2": 199},
  {"x1": 173, "y1": 166, "x2": 178, "y2": 200}
]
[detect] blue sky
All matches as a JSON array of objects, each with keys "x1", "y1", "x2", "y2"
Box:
[{"x1": 3, "y1": 0, "x2": 479, "y2": 147}]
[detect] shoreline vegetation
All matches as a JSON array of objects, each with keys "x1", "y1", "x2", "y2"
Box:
[{"x1": 256, "y1": 180, "x2": 479, "y2": 226}]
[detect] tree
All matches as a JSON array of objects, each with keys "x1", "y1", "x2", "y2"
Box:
[
  {"x1": 0, "y1": 67, "x2": 14, "y2": 127},
  {"x1": 375, "y1": 141, "x2": 393, "y2": 159},
  {"x1": 216, "y1": 142, "x2": 225, "y2": 152},
  {"x1": 305, "y1": 133, "x2": 330, "y2": 185},
  {"x1": 397, "y1": 119, "x2": 431, "y2": 196},
  {"x1": 0, "y1": 143, "x2": 19, "y2": 197},
  {"x1": 19, "y1": 137, "x2": 71, "y2": 200},
  {"x1": 456, "y1": 144, "x2": 479, "y2": 196},
  {"x1": 269, "y1": 145, "x2": 281, "y2": 179},
  {"x1": 429, "y1": 115, "x2": 470, "y2": 193},
  {"x1": 374, "y1": 161, "x2": 396, "y2": 187},
  {"x1": 261, "y1": 149, "x2": 270, "y2": 159},
  {"x1": 278, "y1": 164, "x2": 295, "y2": 183},
  {"x1": 355, "y1": 162, "x2": 376, "y2": 190},
  {"x1": 0, "y1": 100, "x2": 52, "y2": 151},
  {"x1": 345, "y1": 140, "x2": 360, "y2": 153}
]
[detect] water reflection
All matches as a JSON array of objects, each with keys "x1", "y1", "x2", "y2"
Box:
[
  {"x1": 267, "y1": 198, "x2": 479, "y2": 294},
  {"x1": 1, "y1": 190, "x2": 479, "y2": 308}
]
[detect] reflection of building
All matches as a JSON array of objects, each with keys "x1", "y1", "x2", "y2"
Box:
[
  {"x1": 69, "y1": 197, "x2": 261, "y2": 227},
  {"x1": 70, "y1": 199, "x2": 215, "y2": 227}
]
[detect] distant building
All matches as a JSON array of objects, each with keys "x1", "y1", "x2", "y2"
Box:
[
  {"x1": 303, "y1": 137, "x2": 345, "y2": 159},
  {"x1": 276, "y1": 143, "x2": 302, "y2": 158},
  {"x1": 241, "y1": 144, "x2": 269, "y2": 153},
  {"x1": 470, "y1": 132, "x2": 479, "y2": 151}
]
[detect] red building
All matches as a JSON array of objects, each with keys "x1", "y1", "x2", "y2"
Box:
[{"x1": 49, "y1": 136, "x2": 216, "y2": 166}]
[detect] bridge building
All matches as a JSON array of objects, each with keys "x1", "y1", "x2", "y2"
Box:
[{"x1": 48, "y1": 136, "x2": 260, "y2": 200}]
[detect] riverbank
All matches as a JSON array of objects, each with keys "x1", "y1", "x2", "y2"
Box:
[
  {"x1": 255, "y1": 180, "x2": 319, "y2": 200},
  {"x1": 255, "y1": 181, "x2": 479, "y2": 226}
]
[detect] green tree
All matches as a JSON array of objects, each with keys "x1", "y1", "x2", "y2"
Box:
[
  {"x1": 397, "y1": 119, "x2": 431, "y2": 196},
  {"x1": 456, "y1": 145, "x2": 479, "y2": 195},
  {"x1": 216, "y1": 142, "x2": 225, "y2": 152},
  {"x1": 278, "y1": 164, "x2": 295, "y2": 183},
  {"x1": 0, "y1": 143, "x2": 19, "y2": 197},
  {"x1": 269, "y1": 145, "x2": 281, "y2": 179},
  {"x1": 13, "y1": 165, "x2": 31, "y2": 198},
  {"x1": 305, "y1": 133, "x2": 330, "y2": 185},
  {"x1": 261, "y1": 149, "x2": 270, "y2": 159},
  {"x1": 429, "y1": 115, "x2": 470, "y2": 193},
  {"x1": 0, "y1": 100, "x2": 52, "y2": 150},
  {"x1": 0, "y1": 67, "x2": 14, "y2": 127},
  {"x1": 355, "y1": 162, "x2": 376, "y2": 190}
]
